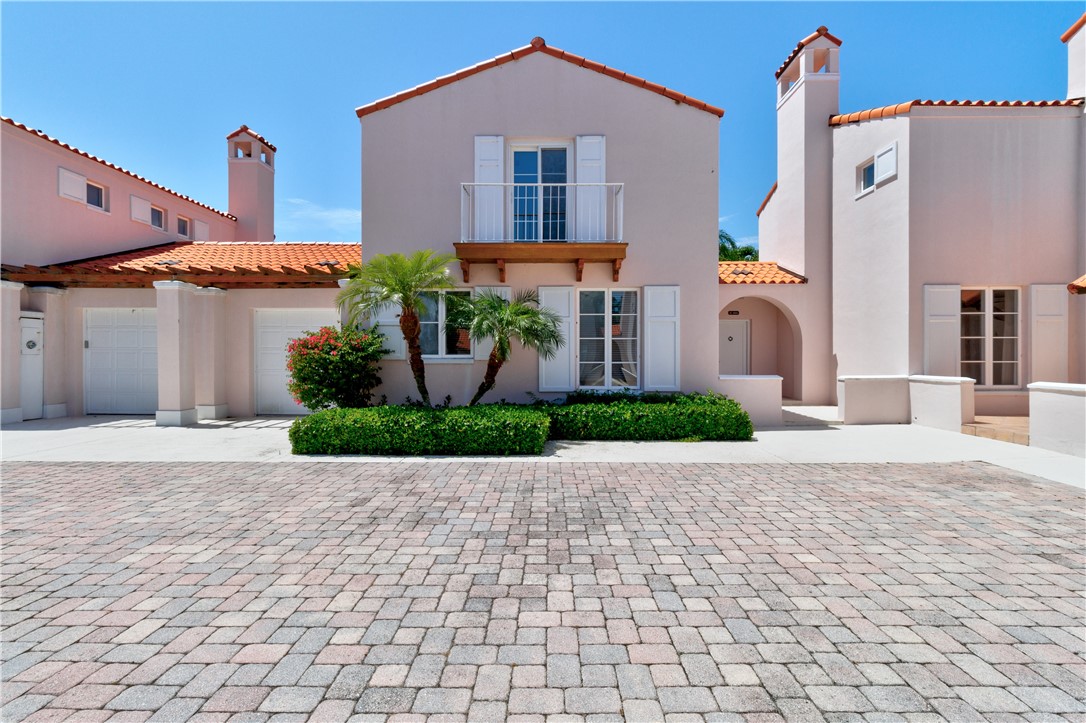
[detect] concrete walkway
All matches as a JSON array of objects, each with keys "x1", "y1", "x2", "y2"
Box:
[{"x1": 2, "y1": 414, "x2": 1083, "y2": 489}]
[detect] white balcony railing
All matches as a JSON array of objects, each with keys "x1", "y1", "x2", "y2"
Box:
[{"x1": 461, "y1": 183, "x2": 624, "y2": 243}]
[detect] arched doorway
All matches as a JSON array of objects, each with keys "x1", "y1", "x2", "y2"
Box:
[{"x1": 719, "y1": 296, "x2": 803, "y2": 400}]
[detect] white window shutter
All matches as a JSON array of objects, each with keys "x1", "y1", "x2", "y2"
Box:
[
  {"x1": 575, "y1": 135, "x2": 606, "y2": 241},
  {"x1": 58, "y1": 167, "x2": 86, "y2": 202},
  {"x1": 643, "y1": 286, "x2": 681, "y2": 391},
  {"x1": 1030, "y1": 284, "x2": 1069, "y2": 383},
  {"x1": 474, "y1": 136, "x2": 504, "y2": 241},
  {"x1": 474, "y1": 286, "x2": 511, "y2": 360},
  {"x1": 130, "y1": 195, "x2": 152, "y2": 225},
  {"x1": 373, "y1": 305, "x2": 405, "y2": 360},
  {"x1": 874, "y1": 143, "x2": 897, "y2": 183},
  {"x1": 194, "y1": 220, "x2": 210, "y2": 241},
  {"x1": 538, "y1": 286, "x2": 575, "y2": 392},
  {"x1": 923, "y1": 284, "x2": 961, "y2": 376}
]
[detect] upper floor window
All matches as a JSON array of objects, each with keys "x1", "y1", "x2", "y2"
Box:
[
  {"x1": 860, "y1": 161, "x2": 875, "y2": 192},
  {"x1": 512, "y1": 145, "x2": 569, "y2": 241},
  {"x1": 856, "y1": 142, "x2": 898, "y2": 197},
  {"x1": 177, "y1": 216, "x2": 191, "y2": 239},
  {"x1": 419, "y1": 290, "x2": 472, "y2": 358},
  {"x1": 86, "y1": 182, "x2": 106, "y2": 210},
  {"x1": 150, "y1": 205, "x2": 166, "y2": 231},
  {"x1": 961, "y1": 288, "x2": 1019, "y2": 387},
  {"x1": 58, "y1": 167, "x2": 109, "y2": 212}
]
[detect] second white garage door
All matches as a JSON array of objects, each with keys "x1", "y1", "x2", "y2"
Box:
[
  {"x1": 84, "y1": 308, "x2": 158, "y2": 414},
  {"x1": 254, "y1": 309, "x2": 339, "y2": 415}
]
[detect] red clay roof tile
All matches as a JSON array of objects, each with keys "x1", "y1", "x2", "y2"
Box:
[
  {"x1": 719, "y1": 261, "x2": 806, "y2": 285},
  {"x1": 828, "y1": 98, "x2": 1084, "y2": 126},
  {"x1": 225, "y1": 125, "x2": 277, "y2": 152},
  {"x1": 355, "y1": 37, "x2": 724, "y2": 119},
  {"x1": 775, "y1": 26, "x2": 844, "y2": 80},
  {"x1": 56, "y1": 242, "x2": 360, "y2": 275},
  {"x1": 3, "y1": 117, "x2": 236, "y2": 220},
  {"x1": 1069, "y1": 273, "x2": 1086, "y2": 294},
  {"x1": 1062, "y1": 13, "x2": 1086, "y2": 42}
]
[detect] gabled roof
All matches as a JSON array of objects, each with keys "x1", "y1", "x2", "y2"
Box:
[
  {"x1": 355, "y1": 36, "x2": 724, "y2": 119},
  {"x1": 1069, "y1": 274, "x2": 1086, "y2": 295},
  {"x1": 1, "y1": 242, "x2": 361, "y2": 289},
  {"x1": 756, "y1": 182, "x2": 777, "y2": 217},
  {"x1": 829, "y1": 98, "x2": 1085, "y2": 127},
  {"x1": 2, "y1": 117, "x2": 236, "y2": 220},
  {"x1": 226, "y1": 124, "x2": 277, "y2": 152},
  {"x1": 776, "y1": 26, "x2": 843, "y2": 79},
  {"x1": 719, "y1": 261, "x2": 806, "y2": 285},
  {"x1": 1061, "y1": 13, "x2": 1086, "y2": 42}
]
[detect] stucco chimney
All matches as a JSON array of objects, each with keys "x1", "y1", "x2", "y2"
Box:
[
  {"x1": 1062, "y1": 13, "x2": 1086, "y2": 100},
  {"x1": 227, "y1": 125, "x2": 275, "y2": 242}
]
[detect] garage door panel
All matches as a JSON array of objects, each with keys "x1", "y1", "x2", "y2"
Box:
[
  {"x1": 84, "y1": 308, "x2": 157, "y2": 414},
  {"x1": 254, "y1": 308, "x2": 337, "y2": 415}
]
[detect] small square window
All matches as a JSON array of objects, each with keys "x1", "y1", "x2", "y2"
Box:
[
  {"x1": 150, "y1": 206, "x2": 165, "y2": 230},
  {"x1": 861, "y1": 162, "x2": 875, "y2": 191},
  {"x1": 86, "y1": 183, "x2": 105, "y2": 209},
  {"x1": 177, "y1": 217, "x2": 190, "y2": 238}
]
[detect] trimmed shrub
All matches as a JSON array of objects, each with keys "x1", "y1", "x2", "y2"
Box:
[
  {"x1": 289, "y1": 405, "x2": 550, "y2": 456},
  {"x1": 547, "y1": 391, "x2": 753, "y2": 442},
  {"x1": 286, "y1": 326, "x2": 388, "y2": 411}
]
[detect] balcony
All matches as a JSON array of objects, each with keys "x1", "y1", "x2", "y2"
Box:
[{"x1": 456, "y1": 183, "x2": 627, "y2": 283}]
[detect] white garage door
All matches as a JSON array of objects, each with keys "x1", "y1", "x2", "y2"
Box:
[
  {"x1": 84, "y1": 308, "x2": 158, "y2": 414},
  {"x1": 254, "y1": 309, "x2": 339, "y2": 415}
]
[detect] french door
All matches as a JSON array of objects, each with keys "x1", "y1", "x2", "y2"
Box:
[{"x1": 511, "y1": 146, "x2": 569, "y2": 241}]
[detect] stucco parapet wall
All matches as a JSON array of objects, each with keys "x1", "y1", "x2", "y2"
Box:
[
  {"x1": 152, "y1": 280, "x2": 200, "y2": 292},
  {"x1": 193, "y1": 287, "x2": 227, "y2": 296},
  {"x1": 838, "y1": 375, "x2": 908, "y2": 381},
  {"x1": 1027, "y1": 382, "x2": 1086, "y2": 396},
  {"x1": 909, "y1": 375, "x2": 976, "y2": 385},
  {"x1": 27, "y1": 286, "x2": 67, "y2": 295}
]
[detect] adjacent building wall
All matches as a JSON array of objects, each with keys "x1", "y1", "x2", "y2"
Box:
[
  {"x1": 0, "y1": 123, "x2": 237, "y2": 267},
  {"x1": 360, "y1": 51, "x2": 720, "y2": 404}
]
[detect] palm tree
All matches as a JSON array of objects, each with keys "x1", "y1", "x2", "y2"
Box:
[
  {"x1": 446, "y1": 289, "x2": 565, "y2": 406},
  {"x1": 719, "y1": 229, "x2": 759, "y2": 261},
  {"x1": 337, "y1": 250, "x2": 456, "y2": 407}
]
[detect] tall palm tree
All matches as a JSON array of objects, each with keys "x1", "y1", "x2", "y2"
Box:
[
  {"x1": 337, "y1": 250, "x2": 456, "y2": 407},
  {"x1": 446, "y1": 289, "x2": 565, "y2": 406}
]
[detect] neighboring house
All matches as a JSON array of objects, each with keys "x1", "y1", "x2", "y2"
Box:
[
  {"x1": 1, "y1": 120, "x2": 359, "y2": 424},
  {"x1": 721, "y1": 17, "x2": 1086, "y2": 414},
  {"x1": 356, "y1": 36, "x2": 723, "y2": 405}
]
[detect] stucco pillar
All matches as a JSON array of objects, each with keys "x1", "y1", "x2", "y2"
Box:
[
  {"x1": 337, "y1": 278, "x2": 350, "y2": 328},
  {"x1": 0, "y1": 281, "x2": 24, "y2": 423},
  {"x1": 194, "y1": 287, "x2": 229, "y2": 419},
  {"x1": 26, "y1": 287, "x2": 69, "y2": 418},
  {"x1": 154, "y1": 280, "x2": 198, "y2": 426}
]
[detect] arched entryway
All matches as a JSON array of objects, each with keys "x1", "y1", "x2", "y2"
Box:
[{"x1": 719, "y1": 296, "x2": 803, "y2": 400}]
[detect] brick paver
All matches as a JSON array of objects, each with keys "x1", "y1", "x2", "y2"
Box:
[{"x1": 2, "y1": 460, "x2": 1083, "y2": 720}]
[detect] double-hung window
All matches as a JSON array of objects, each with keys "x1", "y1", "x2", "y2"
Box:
[
  {"x1": 419, "y1": 290, "x2": 472, "y2": 358},
  {"x1": 578, "y1": 290, "x2": 639, "y2": 389},
  {"x1": 512, "y1": 145, "x2": 569, "y2": 242},
  {"x1": 960, "y1": 288, "x2": 1019, "y2": 387}
]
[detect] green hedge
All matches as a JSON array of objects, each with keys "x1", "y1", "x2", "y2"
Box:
[
  {"x1": 547, "y1": 392, "x2": 753, "y2": 442},
  {"x1": 289, "y1": 405, "x2": 550, "y2": 456}
]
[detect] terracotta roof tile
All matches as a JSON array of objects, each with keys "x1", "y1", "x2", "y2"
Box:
[
  {"x1": 58, "y1": 242, "x2": 361, "y2": 274},
  {"x1": 775, "y1": 26, "x2": 843, "y2": 80},
  {"x1": 829, "y1": 98, "x2": 1085, "y2": 126},
  {"x1": 226, "y1": 124, "x2": 277, "y2": 152},
  {"x1": 1069, "y1": 273, "x2": 1086, "y2": 295},
  {"x1": 355, "y1": 36, "x2": 724, "y2": 119},
  {"x1": 719, "y1": 261, "x2": 806, "y2": 285},
  {"x1": 756, "y1": 182, "x2": 777, "y2": 217},
  {"x1": 3, "y1": 117, "x2": 236, "y2": 220},
  {"x1": 1062, "y1": 13, "x2": 1086, "y2": 42}
]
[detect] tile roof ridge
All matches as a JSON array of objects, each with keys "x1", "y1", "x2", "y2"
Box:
[
  {"x1": 355, "y1": 36, "x2": 724, "y2": 119},
  {"x1": 226, "y1": 124, "x2": 277, "y2": 152},
  {"x1": 1, "y1": 116, "x2": 237, "y2": 220},
  {"x1": 828, "y1": 98, "x2": 1083, "y2": 126},
  {"x1": 775, "y1": 26, "x2": 843, "y2": 79}
]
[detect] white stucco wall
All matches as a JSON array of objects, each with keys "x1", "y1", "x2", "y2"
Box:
[
  {"x1": 359, "y1": 51, "x2": 721, "y2": 405},
  {"x1": 0, "y1": 123, "x2": 237, "y2": 267}
]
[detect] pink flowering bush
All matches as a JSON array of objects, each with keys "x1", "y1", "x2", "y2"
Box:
[{"x1": 286, "y1": 326, "x2": 388, "y2": 410}]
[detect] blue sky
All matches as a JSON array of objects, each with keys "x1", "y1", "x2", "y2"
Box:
[{"x1": 2, "y1": 2, "x2": 1078, "y2": 246}]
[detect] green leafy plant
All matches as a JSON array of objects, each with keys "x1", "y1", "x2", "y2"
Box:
[
  {"x1": 445, "y1": 289, "x2": 565, "y2": 406},
  {"x1": 286, "y1": 326, "x2": 388, "y2": 410},
  {"x1": 719, "y1": 229, "x2": 759, "y2": 261},
  {"x1": 336, "y1": 250, "x2": 457, "y2": 407},
  {"x1": 547, "y1": 391, "x2": 753, "y2": 441},
  {"x1": 289, "y1": 405, "x2": 550, "y2": 456}
]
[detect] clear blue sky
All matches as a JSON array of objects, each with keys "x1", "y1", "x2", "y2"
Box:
[{"x1": 2, "y1": 2, "x2": 1078, "y2": 246}]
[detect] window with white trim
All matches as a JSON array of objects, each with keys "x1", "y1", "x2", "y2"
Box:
[
  {"x1": 150, "y1": 205, "x2": 166, "y2": 231},
  {"x1": 177, "y1": 216, "x2": 191, "y2": 239},
  {"x1": 960, "y1": 288, "x2": 1019, "y2": 387},
  {"x1": 419, "y1": 290, "x2": 472, "y2": 358},
  {"x1": 859, "y1": 161, "x2": 875, "y2": 192},
  {"x1": 856, "y1": 143, "x2": 897, "y2": 196},
  {"x1": 86, "y1": 182, "x2": 107, "y2": 210},
  {"x1": 578, "y1": 289, "x2": 638, "y2": 389}
]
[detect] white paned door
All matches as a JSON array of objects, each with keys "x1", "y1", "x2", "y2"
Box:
[
  {"x1": 254, "y1": 309, "x2": 339, "y2": 415},
  {"x1": 84, "y1": 308, "x2": 158, "y2": 414}
]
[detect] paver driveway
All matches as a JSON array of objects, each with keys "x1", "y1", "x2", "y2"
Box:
[{"x1": 2, "y1": 461, "x2": 1084, "y2": 722}]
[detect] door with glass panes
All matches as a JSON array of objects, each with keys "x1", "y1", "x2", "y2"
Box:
[
  {"x1": 578, "y1": 290, "x2": 639, "y2": 389},
  {"x1": 511, "y1": 146, "x2": 569, "y2": 241}
]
